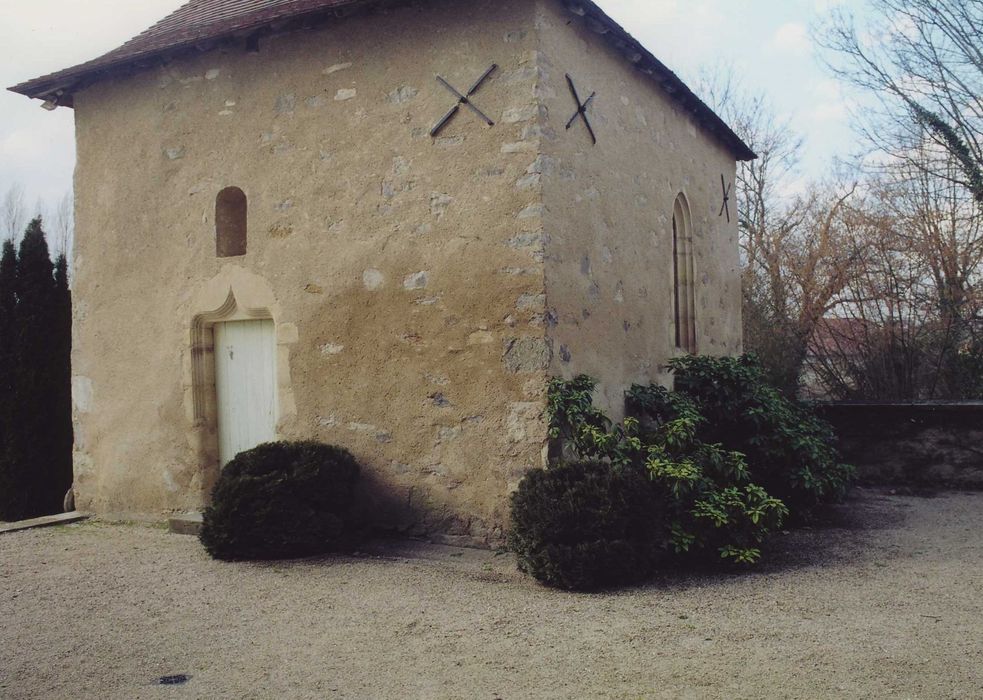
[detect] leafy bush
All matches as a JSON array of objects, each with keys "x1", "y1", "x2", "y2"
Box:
[
  {"x1": 546, "y1": 374, "x2": 641, "y2": 467},
  {"x1": 508, "y1": 461, "x2": 667, "y2": 591},
  {"x1": 200, "y1": 441, "x2": 361, "y2": 561},
  {"x1": 667, "y1": 354, "x2": 854, "y2": 514},
  {"x1": 511, "y1": 374, "x2": 791, "y2": 592},
  {"x1": 626, "y1": 384, "x2": 788, "y2": 564}
]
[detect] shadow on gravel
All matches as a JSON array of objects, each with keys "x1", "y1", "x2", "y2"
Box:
[
  {"x1": 802, "y1": 487, "x2": 912, "y2": 532},
  {"x1": 203, "y1": 488, "x2": 934, "y2": 595},
  {"x1": 622, "y1": 487, "x2": 917, "y2": 594}
]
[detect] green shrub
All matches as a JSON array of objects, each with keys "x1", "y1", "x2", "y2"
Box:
[
  {"x1": 546, "y1": 374, "x2": 641, "y2": 467},
  {"x1": 200, "y1": 441, "x2": 361, "y2": 561},
  {"x1": 626, "y1": 383, "x2": 788, "y2": 564},
  {"x1": 515, "y1": 376, "x2": 789, "y2": 587},
  {"x1": 667, "y1": 354, "x2": 854, "y2": 514},
  {"x1": 513, "y1": 364, "x2": 850, "y2": 587},
  {"x1": 508, "y1": 461, "x2": 668, "y2": 591}
]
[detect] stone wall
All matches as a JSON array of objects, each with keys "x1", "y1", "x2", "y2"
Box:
[
  {"x1": 536, "y1": 1, "x2": 743, "y2": 418},
  {"x1": 816, "y1": 403, "x2": 983, "y2": 489},
  {"x1": 72, "y1": 0, "x2": 555, "y2": 544},
  {"x1": 68, "y1": 0, "x2": 744, "y2": 543}
]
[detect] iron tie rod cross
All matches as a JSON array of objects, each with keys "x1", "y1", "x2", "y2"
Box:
[
  {"x1": 565, "y1": 74, "x2": 597, "y2": 145},
  {"x1": 719, "y1": 174, "x2": 732, "y2": 223},
  {"x1": 430, "y1": 64, "x2": 498, "y2": 137}
]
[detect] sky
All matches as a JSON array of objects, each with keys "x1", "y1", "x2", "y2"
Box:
[{"x1": 0, "y1": 0, "x2": 863, "y2": 216}]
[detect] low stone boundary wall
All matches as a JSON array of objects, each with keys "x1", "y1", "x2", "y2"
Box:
[{"x1": 814, "y1": 402, "x2": 983, "y2": 489}]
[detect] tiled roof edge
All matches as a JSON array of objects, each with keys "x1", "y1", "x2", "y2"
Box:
[
  {"x1": 8, "y1": 0, "x2": 755, "y2": 160},
  {"x1": 561, "y1": 2, "x2": 755, "y2": 161}
]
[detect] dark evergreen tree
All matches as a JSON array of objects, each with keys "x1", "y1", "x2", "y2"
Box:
[
  {"x1": 2, "y1": 218, "x2": 73, "y2": 519},
  {"x1": 0, "y1": 240, "x2": 18, "y2": 519},
  {"x1": 11, "y1": 219, "x2": 55, "y2": 518},
  {"x1": 52, "y1": 254, "x2": 74, "y2": 509}
]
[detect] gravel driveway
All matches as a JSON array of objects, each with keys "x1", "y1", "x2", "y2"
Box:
[{"x1": 1, "y1": 488, "x2": 981, "y2": 699}]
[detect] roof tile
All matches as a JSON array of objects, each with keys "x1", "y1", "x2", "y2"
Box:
[{"x1": 10, "y1": 0, "x2": 360, "y2": 99}]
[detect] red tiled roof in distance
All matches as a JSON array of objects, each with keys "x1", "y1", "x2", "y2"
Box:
[
  {"x1": 807, "y1": 317, "x2": 876, "y2": 357},
  {"x1": 8, "y1": 0, "x2": 756, "y2": 161}
]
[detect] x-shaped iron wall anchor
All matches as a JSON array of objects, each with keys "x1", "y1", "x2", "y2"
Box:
[
  {"x1": 430, "y1": 65, "x2": 498, "y2": 137},
  {"x1": 719, "y1": 174, "x2": 733, "y2": 223},
  {"x1": 565, "y1": 74, "x2": 597, "y2": 145}
]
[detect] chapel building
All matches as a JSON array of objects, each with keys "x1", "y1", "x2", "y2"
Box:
[{"x1": 12, "y1": 0, "x2": 754, "y2": 544}]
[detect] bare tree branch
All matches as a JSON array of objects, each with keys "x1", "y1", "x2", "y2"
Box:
[
  {"x1": 2, "y1": 184, "x2": 27, "y2": 242},
  {"x1": 818, "y1": 0, "x2": 983, "y2": 202}
]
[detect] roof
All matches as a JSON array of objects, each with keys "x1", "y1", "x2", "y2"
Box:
[
  {"x1": 9, "y1": 0, "x2": 363, "y2": 105},
  {"x1": 8, "y1": 0, "x2": 756, "y2": 161},
  {"x1": 807, "y1": 317, "x2": 875, "y2": 357}
]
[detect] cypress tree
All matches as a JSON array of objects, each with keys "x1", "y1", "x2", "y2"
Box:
[
  {"x1": 0, "y1": 240, "x2": 18, "y2": 520},
  {"x1": 11, "y1": 218, "x2": 63, "y2": 518},
  {"x1": 52, "y1": 254, "x2": 74, "y2": 509},
  {"x1": 0, "y1": 220, "x2": 74, "y2": 520}
]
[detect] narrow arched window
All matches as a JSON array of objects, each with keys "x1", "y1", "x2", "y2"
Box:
[
  {"x1": 672, "y1": 193, "x2": 696, "y2": 353},
  {"x1": 216, "y1": 187, "x2": 247, "y2": 257}
]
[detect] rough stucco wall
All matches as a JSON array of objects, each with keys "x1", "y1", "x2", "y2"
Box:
[
  {"x1": 535, "y1": 1, "x2": 743, "y2": 418},
  {"x1": 71, "y1": 0, "x2": 553, "y2": 544},
  {"x1": 69, "y1": 0, "x2": 744, "y2": 543}
]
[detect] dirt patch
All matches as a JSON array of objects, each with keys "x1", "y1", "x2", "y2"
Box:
[{"x1": 1, "y1": 488, "x2": 982, "y2": 699}]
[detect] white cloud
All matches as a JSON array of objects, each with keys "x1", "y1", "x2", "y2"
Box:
[
  {"x1": 593, "y1": 0, "x2": 727, "y2": 82},
  {"x1": 814, "y1": 79, "x2": 844, "y2": 102},
  {"x1": 605, "y1": 0, "x2": 682, "y2": 26},
  {"x1": 775, "y1": 174, "x2": 811, "y2": 201},
  {"x1": 771, "y1": 22, "x2": 811, "y2": 57},
  {"x1": 811, "y1": 100, "x2": 848, "y2": 123},
  {"x1": 812, "y1": 79, "x2": 851, "y2": 120},
  {"x1": 0, "y1": 109, "x2": 75, "y2": 205}
]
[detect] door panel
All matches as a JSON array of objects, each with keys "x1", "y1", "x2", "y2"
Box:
[{"x1": 214, "y1": 319, "x2": 278, "y2": 465}]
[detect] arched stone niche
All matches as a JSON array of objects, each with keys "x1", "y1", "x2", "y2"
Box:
[
  {"x1": 181, "y1": 266, "x2": 298, "y2": 503},
  {"x1": 671, "y1": 191, "x2": 697, "y2": 354}
]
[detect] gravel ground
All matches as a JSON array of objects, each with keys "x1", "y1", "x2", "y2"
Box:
[{"x1": 1, "y1": 488, "x2": 982, "y2": 699}]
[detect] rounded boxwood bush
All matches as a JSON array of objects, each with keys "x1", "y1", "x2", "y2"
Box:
[
  {"x1": 200, "y1": 441, "x2": 361, "y2": 561},
  {"x1": 508, "y1": 461, "x2": 668, "y2": 591}
]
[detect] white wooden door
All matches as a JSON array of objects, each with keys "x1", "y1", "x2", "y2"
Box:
[{"x1": 214, "y1": 319, "x2": 278, "y2": 466}]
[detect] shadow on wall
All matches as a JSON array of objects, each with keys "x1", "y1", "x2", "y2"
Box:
[
  {"x1": 349, "y1": 469, "x2": 498, "y2": 548},
  {"x1": 351, "y1": 468, "x2": 421, "y2": 537}
]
